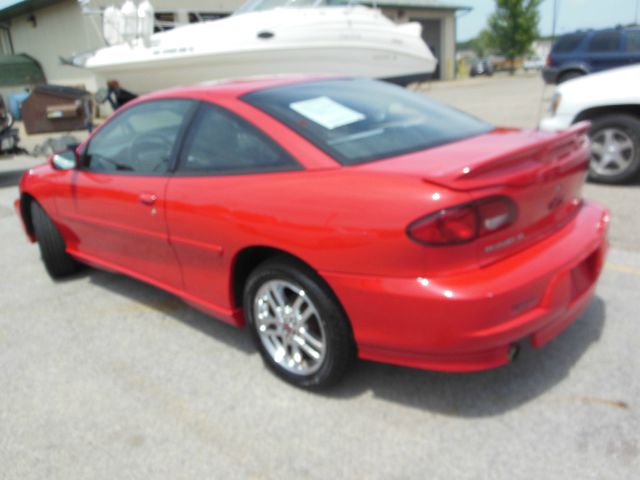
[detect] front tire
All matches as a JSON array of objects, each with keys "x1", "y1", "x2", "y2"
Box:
[
  {"x1": 587, "y1": 114, "x2": 640, "y2": 184},
  {"x1": 244, "y1": 257, "x2": 354, "y2": 389},
  {"x1": 31, "y1": 202, "x2": 79, "y2": 278}
]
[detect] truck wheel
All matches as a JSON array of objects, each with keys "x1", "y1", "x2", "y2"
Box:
[{"x1": 588, "y1": 114, "x2": 640, "y2": 184}]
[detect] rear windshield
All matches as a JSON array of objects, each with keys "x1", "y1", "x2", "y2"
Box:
[
  {"x1": 242, "y1": 79, "x2": 493, "y2": 166},
  {"x1": 552, "y1": 33, "x2": 587, "y2": 53}
]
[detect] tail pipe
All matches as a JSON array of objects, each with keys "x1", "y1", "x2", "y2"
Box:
[{"x1": 508, "y1": 344, "x2": 521, "y2": 363}]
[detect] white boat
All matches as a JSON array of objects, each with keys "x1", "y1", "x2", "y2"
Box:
[{"x1": 71, "y1": 0, "x2": 437, "y2": 93}]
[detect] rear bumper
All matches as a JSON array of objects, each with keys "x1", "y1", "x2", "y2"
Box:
[
  {"x1": 542, "y1": 66, "x2": 560, "y2": 84},
  {"x1": 322, "y1": 201, "x2": 609, "y2": 372}
]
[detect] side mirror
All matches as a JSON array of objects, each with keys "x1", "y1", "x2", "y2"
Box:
[{"x1": 51, "y1": 149, "x2": 78, "y2": 170}]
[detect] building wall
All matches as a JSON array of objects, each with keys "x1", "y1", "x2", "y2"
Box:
[
  {"x1": 532, "y1": 39, "x2": 552, "y2": 59},
  {"x1": 98, "y1": 0, "x2": 240, "y2": 12},
  {"x1": 10, "y1": 0, "x2": 104, "y2": 89},
  {"x1": 0, "y1": 24, "x2": 12, "y2": 54},
  {"x1": 92, "y1": 0, "x2": 241, "y2": 21},
  {"x1": 8, "y1": 0, "x2": 244, "y2": 90},
  {"x1": 382, "y1": 7, "x2": 456, "y2": 80}
]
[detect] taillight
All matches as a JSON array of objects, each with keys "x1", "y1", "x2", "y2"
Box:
[
  {"x1": 407, "y1": 196, "x2": 516, "y2": 246},
  {"x1": 546, "y1": 54, "x2": 552, "y2": 66}
]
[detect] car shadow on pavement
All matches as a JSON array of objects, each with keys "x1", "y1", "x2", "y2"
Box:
[
  {"x1": 80, "y1": 265, "x2": 605, "y2": 415},
  {"x1": 85, "y1": 268, "x2": 256, "y2": 355},
  {"x1": 327, "y1": 297, "x2": 606, "y2": 416},
  {"x1": 0, "y1": 169, "x2": 27, "y2": 188}
]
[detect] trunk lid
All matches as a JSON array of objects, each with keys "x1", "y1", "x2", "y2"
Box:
[{"x1": 362, "y1": 122, "x2": 591, "y2": 265}]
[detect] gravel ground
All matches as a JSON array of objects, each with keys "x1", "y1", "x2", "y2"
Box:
[{"x1": 0, "y1": 75, "x2": 638, "y2": 479}]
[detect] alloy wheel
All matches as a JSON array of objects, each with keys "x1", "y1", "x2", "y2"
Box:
[
  {"x1": 253, "y1": 279, "x2": 327, "y2": 376},
  {"x1": 590, "y1": 127, "x2": 635, "y2": 177}
]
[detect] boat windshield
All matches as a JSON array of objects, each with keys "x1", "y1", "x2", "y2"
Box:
[{"x1": 235, "y1": 0, "x2": 352, "y2": 15}]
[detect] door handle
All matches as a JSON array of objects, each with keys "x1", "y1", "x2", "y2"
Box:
[{"x1": 139, "y1": 192, "x2": 158, "y2": 206}]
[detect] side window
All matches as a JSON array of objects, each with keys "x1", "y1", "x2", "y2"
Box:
[
  {"x1": 587, "y1": 31, "x2": 621, "y2": 53},
  {"x1": 552, "y1": 33, "x2": 586, "y2": 54},
  {"x1": 626, "y1": 30, "x2": 640, "y2": 52},
  {"x1": 178, "y1": 103, "x2": 300, "y2": 174},
  {"x1": 84, "y1": 99, "x2": 193, "y2": 174}
]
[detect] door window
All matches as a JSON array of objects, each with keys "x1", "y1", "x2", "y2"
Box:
[
  {"x1": 178, "y1": 103, "x2": 299, "y2": 174},
  {"x1": 84, "y1": 99, "x2": 194, "y2": 174},
  {"x1": 552, "y1": 33, "x2": 586, "y2": 53},
  {"x1": 626, "y1": 30, "x2": 640, "y2": 52},
  {"x1": 587, "y1": 31, "x2": 621, "y2": 53}
]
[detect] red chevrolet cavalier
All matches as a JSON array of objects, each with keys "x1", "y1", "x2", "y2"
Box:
[{"x1": 16, "y1": 77, "x2": 609, "y2": 388}]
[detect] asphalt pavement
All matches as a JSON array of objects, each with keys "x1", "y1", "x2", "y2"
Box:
[{"x1": 1, "y1": 75, "x2": 638, "y2": 479}]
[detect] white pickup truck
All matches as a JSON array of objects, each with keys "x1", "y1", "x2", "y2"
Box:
[{"x1": 540, "y1": 64, "x2": 640, "y2": 184}]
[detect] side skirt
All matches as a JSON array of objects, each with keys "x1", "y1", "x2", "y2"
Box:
[{"x1": 68, "y1": 248, "x2": 244, "y2": 327}]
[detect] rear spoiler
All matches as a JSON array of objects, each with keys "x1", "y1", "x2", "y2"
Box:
[{"x1": 433, "y1": 121, "x2": 592, "y2": 189}]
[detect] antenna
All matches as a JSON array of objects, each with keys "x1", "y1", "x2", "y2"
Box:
[{"x1": 534, "y1": 0, "x2": 560, "y2": 130}]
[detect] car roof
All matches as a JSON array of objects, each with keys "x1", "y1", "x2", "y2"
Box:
[
  {"x1": 558, "y1": 25, "x2": 638, "y2": 38},
  {"x1": 140, "y1": 75, "x2": 334, "y2": 102}
]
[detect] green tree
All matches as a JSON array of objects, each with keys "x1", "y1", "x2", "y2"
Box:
[
  {"x1": 488, "y1": 0, "x2": 541, "y2": 72},
  {"x1": 471, "y1": 28, "x2": 495, "y2": 58}
]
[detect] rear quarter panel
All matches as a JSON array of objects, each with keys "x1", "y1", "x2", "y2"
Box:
[{"x1": 164, "y1": 168, "x2": 472, "y2": 311}]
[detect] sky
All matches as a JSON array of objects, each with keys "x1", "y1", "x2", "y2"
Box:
[
  {"x1": 0, "y1": 0, "x2": 23, "y2": 9},
  {"x1": 456, "y1": 0, "x2": 640, "y2": 41}
]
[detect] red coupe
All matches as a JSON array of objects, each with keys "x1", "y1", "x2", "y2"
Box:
[{"x1": 16, "y1": 77, "x2": 609, "y2": 388}]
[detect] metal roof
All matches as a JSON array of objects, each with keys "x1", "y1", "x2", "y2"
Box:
[{"x1": 0, "y1": 0, "x2": 64, "y2": 21}]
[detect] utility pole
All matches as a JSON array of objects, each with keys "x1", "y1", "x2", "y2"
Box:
[{"x1": 552, "y1": 0, "x2": 559, "y2": 39}]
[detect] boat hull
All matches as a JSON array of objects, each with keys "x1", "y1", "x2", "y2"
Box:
[
  {"x1": 91, "y1": 45, "x2": 435, "y2": 93},
  {"x1": 79, "y1": 7, "x2": 437, "y2": 93}
]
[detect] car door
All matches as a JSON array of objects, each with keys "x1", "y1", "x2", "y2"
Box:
[
  {"x1": 624, "y1": 29, "x2": 640, "y2": 65},
  {"x1": 164, "y1": 102, "x2": 302, "y2": 319},
  {"x1": 66, "y1": 98, "x2": 196, "y2": 289},
  {"x1": 586, "y1": 30, "x2": 625, "y2": 72}
]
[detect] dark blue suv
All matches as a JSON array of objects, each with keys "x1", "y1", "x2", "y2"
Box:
[{"x1": 543, "y1": 26, "x2": 640, "y2": 84}]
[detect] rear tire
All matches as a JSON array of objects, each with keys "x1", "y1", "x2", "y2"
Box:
[
  {"x1": 31, "y1": 202, "x2": 79, "y2": 278},
  {"x1": 587, "y1": 114, "x2": 640, "y2": 184},
  {"x1": 244, "y1": 257, "x2": 354, "y2": 389}
]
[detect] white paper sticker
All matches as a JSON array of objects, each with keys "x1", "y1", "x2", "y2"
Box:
[{"x1": 289, "y1": 96, "x2": 365, "y2": 130}]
